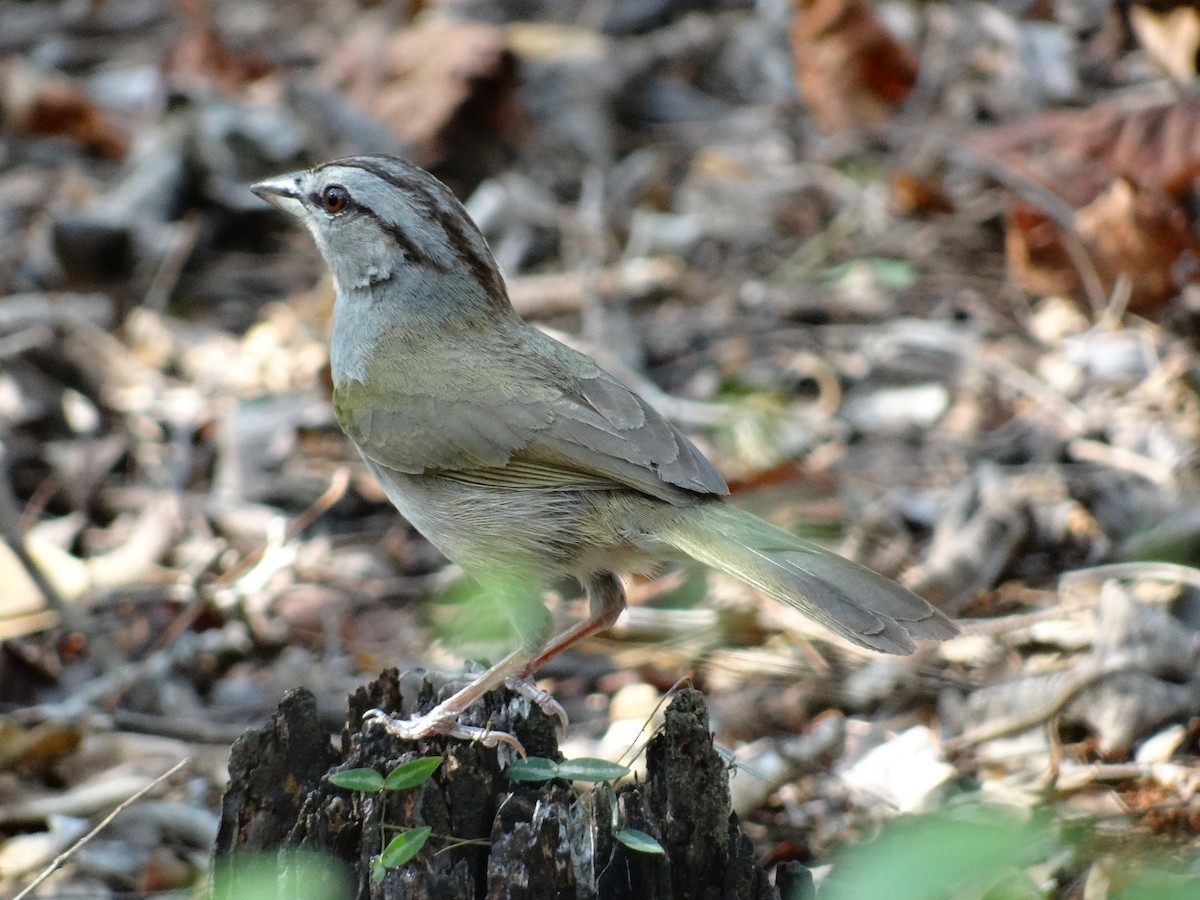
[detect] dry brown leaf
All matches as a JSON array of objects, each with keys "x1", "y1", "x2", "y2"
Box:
[
  {"x1": 969, "y1": 95, "x2": 1200, "y2": 207},
  {"x1": 890, "y1": 171, "x2": 955, "y2": 216},
  {"x1": 1075, "y1": 178, "x2": 1199, "y2": 312},
  {"x1": 972, "y1": 96, "x2": 1200, "y2": 309},
  {"x1": 789, "y1": 0, "x2": 917, "y2": 132},
  {"x1": 1003, "y1": 181, "x2": 1199, "y2": 314},
  {"x1": 1003, "y1": 203, "x2": 1083, "y2": 300},
  {"x1": 320, "y1": 15, "x2": 519, "y2": 168},
  {"x1": 162, "y1": 26, "x2": 272, "y2": 96},
  {"x1": 136, "y1": 848, "x2": 196, "y2": 893},
  {"x1": 0, "y1": 59, "x2": 129, "y2": 158},
  {"x1": 162, "y1": 0, "x2": 274, "y2": 95},
  {"x1": 0, "y1": 719, "x2": 83, "y2": 771}
]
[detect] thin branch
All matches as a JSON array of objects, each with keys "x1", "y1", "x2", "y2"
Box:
[{"x1": 13, "y1": 757, "x2": 191, "y2": 900}]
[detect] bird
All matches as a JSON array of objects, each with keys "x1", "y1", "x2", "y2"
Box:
[{"x1": 251, "y1": 155, "x2": 956, "y2": 752}]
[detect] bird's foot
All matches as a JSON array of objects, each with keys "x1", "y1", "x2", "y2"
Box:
[
  {"x1": 362, "y1": 706, "x2": 526, "y2": 756},
  {"x1": 504, "y1": 674, "x2": 570, "y2": 736}
]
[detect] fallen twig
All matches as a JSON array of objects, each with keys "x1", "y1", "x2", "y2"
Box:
[{"x1": 12, "y1": 757, "x2": 190, "y2": 899}]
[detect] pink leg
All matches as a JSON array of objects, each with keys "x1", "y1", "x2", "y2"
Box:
[
  {"x1": 364, "y1": 646, "x2": 533, "y2": 753},
  {"x1": 364, "y1": 573, "x2": 626, "y2": 754},
  {"x1": 506, "y1": 573, "x2": 626, "y2": 737},
  {"x1": 522, "y1": 572, "x2": 626, "y2": 675}
]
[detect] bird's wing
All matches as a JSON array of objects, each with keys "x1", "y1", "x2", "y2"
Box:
[
  {"x1": 522, "y1": 370, "x2": 728, "y2": 500},
  {"x1": 334, "y1": 332, "x2": 728, "y2": 505}
]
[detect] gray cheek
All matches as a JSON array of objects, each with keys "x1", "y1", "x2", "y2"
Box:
[{"x1": 327, "y1": 232, "x2": 392, "y2": 289}]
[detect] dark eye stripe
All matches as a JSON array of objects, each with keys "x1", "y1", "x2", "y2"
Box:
[
  {"x1": 315, "y1": 156, "x2": 509, "y2": 310},
  {"x1": 342, "y1": 159, "x2": 508, "y2": 306},
  {"x1": 435, "y1": 205, "x2": 506, "y2": 303},
  {"x1": 358, "y1": 207, "x2": 451, "y2": 273}
]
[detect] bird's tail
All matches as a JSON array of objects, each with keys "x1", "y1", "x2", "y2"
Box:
[{"x1": 653, "y1": 501, "x2": 956, "y2": 654}]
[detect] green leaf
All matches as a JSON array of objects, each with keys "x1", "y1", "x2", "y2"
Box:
[
  {"x1": 328, "y1": 768, "x2": 384, "y2": 792},
  {"x1": 380, "y1": 826, "x2": 432, "y2": 869},
  {"x1": 209, "y1": 851, "x2": 351, "y2": 900},
  {"x1": 505, "y1": 757, "x2": 561, "y2": 782},
  {"x1": 1118, "y1": 859, "x2": 1200, "y2": 900},
  {"x1": 822, "y1": 257, "x2": 917, "y2": 291},
  {"x1": 556, "y1": 758, "x2": 631, "y2": 783},
  {"x1": 868, "y1": 257, "x2": 918, "y2": 289},
  {"x1": 371, "y1": 859, "x2": 387, "y2": 883},
  {"x1": 616, "y1": 828, "x2": 665, "y2": 855},
  {"x1": 819, "y1": 805, "x2": 1052, "y2": 900},
  {"x1": 384, "y1": 757, "x2": 442, "y2": 791}
]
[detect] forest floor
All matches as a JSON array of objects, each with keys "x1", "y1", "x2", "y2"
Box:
[{"x1": 3, "y1": 0, "x2": 1200, "y2": 896}]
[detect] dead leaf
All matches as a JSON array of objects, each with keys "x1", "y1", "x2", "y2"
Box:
[
  {"x1": 969, "y1": 95, "x2": 1200, "y2": 207},
  {"x1": 162, "y1": 0, "x2": 274, "y2": 94},
  {"x1": 790, "y1": 0, "x2": 917, "y2": 132},
  {"x1": 1003, "y1": 202, "x2": 1086, "y2": 300},
  {"x1": 320, "y1": 14, "x2": 519, "y2": 168},
  {"x1": 0, "y1": 719, "x2": 83, "y2": 772},
  {"x1": 890, "y1": 171, "x2": 955, "y2": 216},
  {"x1": 136, "y1": 847, "x2": 196, "y2": 893},
  {"x1": 1075, "y1": 178, "x2": 1199, "y2": 312},
  {"x1": 0, "y1": 59, "x2": 129, "y2": 158},
  {"x1": 1003, "y1": 179, "x2": 1199, "y2": 313},
  {"x1": 972, "y1": 96, "x2": 1200, "y2": 309}
]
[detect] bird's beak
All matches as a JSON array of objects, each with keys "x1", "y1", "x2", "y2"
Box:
[{"x1": 251, "y1": 173, "x2": 305, "y2": 217}]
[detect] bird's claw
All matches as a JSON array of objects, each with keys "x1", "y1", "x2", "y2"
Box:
[
  {"x1": 504, "y1": 675, "x2": 570, "y2": 736},
  {"x1": 361, "y1": 707, "x2": 526, "y2": 756}
]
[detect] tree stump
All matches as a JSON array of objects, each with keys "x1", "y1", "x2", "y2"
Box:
[{"x1": 212, "y1": 669, "x2": 808, "y2": 899}]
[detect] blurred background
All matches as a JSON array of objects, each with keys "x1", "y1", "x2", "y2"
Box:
[{"x1": 3, "y1": 0, "x2": 1200, "y2": 895}]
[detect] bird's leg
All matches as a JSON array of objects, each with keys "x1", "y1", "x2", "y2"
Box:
[
  {"x1": 504, "y1": 573, "x2": 626, "y2": 738},
  {"x1": 363, "y1": 646, "x2": 534, "y2": 754},
  {"x1": 522, "y1": 572, "x2": 627, "y2": 675},
  {"x1": 365, "y1": 574, "x2": 626, "y2": 752}
]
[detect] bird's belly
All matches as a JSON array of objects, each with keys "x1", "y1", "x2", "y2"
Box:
[{"x1": 364, "y1": 462, "x2": 633, "y2": 579}]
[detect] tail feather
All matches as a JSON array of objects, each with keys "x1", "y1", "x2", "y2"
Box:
[{"x1": 654, "y1": 502, "x2": 956, "y2": 655}]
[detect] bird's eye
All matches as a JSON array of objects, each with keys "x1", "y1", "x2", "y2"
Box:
[{"x1": 321, "y1": 185, "x2": 350, "y2": 214}]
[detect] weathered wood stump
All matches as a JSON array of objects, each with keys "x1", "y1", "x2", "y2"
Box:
[{"x1": 213, "y1": 669, "x2": 811, "y2": 899}]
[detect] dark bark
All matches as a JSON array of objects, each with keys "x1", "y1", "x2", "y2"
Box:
[{"x1": 212, "y1": 669, "x2": 798, "y2": 899}]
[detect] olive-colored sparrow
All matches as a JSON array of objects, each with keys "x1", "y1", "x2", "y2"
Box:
[{"x1": 252, "y1": 156, "x2": 956, "y2": 751}]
